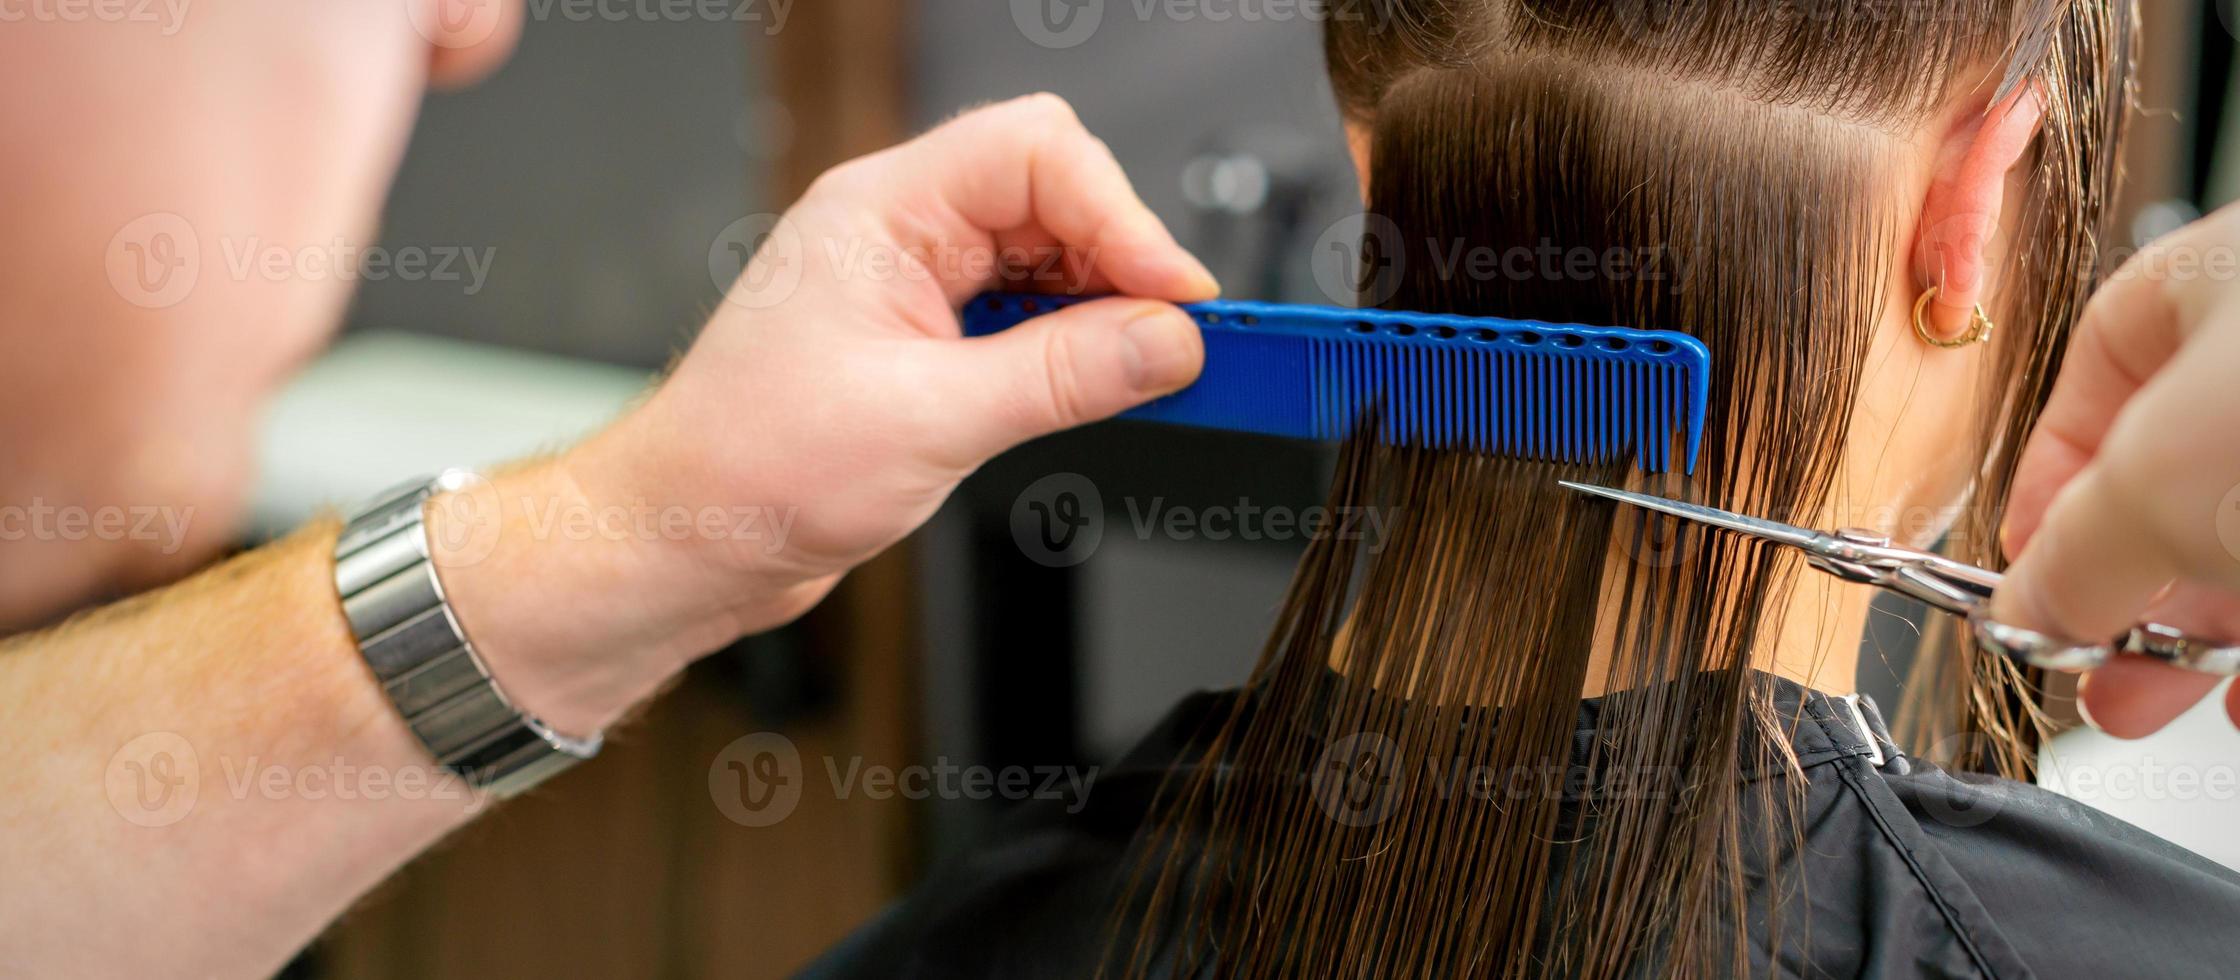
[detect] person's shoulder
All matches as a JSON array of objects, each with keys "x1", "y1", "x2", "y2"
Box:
[
  {"x1": 1879, "y1": 758, "x2": 2240, "y2": 978},
  {"x1": 1887, "y1": 759, "x2": 2238, "y2": 883}
]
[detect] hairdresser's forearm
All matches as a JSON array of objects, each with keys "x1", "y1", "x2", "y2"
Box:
[
  {"x1": 0, "y1": 458, "x2": 763, "y2": 978},
  {"x1": 0, "y1": 520, "x2": 481, "y2": 977}
]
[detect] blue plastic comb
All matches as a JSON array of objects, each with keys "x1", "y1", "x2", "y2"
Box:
[{"x1": 962, "y1": 291, "x2": 1711, "y2": 474}]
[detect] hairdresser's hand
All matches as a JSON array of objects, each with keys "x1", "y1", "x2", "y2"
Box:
[
  {"x1": 432, "y1": 94, "x2": 1214, "y2": 734},
  {"x1": 1994, "y1": 203, "x2": 2240, "y2": 737}
]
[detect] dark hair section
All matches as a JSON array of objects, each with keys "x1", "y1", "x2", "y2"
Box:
[{"x1": 1109, "y1": 2, "x2": 2131, "y2": 976}]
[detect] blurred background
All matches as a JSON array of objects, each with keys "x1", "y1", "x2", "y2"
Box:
[{"x1": 247, "y1": 2, "x2": 2240, "y2": 976}]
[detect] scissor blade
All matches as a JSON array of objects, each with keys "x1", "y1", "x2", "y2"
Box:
[{"x1": 1555, "y1": 481, "x2": 1823, "y2": 551}]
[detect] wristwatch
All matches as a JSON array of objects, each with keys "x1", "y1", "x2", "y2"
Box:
[{"x1": 333, "y1": 469, "x2": 601, "y2": 797}]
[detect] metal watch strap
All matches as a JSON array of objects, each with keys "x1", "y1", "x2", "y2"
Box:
[{"x1": 334, "y1": 470, "x2": 600, "y2": 798}]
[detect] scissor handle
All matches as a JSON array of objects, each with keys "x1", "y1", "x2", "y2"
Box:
[
  {"x1": 1970, "y1": 612, "x2": 2118, "y2": 672},
  {"x1": 1829, "y1": 539, "x2": 2240, "y2": 677},
  {"x1": 2126, "y1": 623, "x2": 2240, "y2": 675},
  {"x1": 1970, "y1": 613, "x2": 2240, "y2": 676}
]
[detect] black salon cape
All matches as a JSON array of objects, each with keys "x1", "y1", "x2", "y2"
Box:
[{"x1": 802, "y1": 676, "x2": 2240, "y2": 978}]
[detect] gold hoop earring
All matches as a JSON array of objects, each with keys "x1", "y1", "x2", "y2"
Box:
[{"x1": 1913, "y1": 286, "x2": 1994, "y2": 349}]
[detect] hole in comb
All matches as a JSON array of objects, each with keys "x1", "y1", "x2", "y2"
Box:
[
  {"x1": 1600, "y1": 337, "x2": 1630, "y2": 352},
  {"x1": 1238, "y1": 314, "x2": 1258, "y2": 326},
  {"x1": 1469, "y1": 328, "x2": 1499, "y2": 342},
  {"x1": 1515, "y1": 330, "x2": 1543, "y2": 345},
  {"x1": 1650, "y1": 339, "x2": 1676, "y2": 354},
  {"x1": 1389, "y1": 324, "x2": 1416, "y2": 337},
  {"x1": 1431, "y1": 325, "x2": 1457, "y2": 339},
  {"x1": 1021, "y1": 299, "x2": 1041, "y2": 313},
  {"x1": 1350, "y1": 321, "x2": 1375, "y2": 334},
  {"x1": 1200, "y1": 312, "x2": 1221, "y2": 325},
  {"x1": 1557, "y1": 334, "x2": 1585, "y2": 348}
]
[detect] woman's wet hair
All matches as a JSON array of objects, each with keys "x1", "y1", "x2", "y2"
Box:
[{"x1": 1110, "y1": 2, "x2": 2131, "y2": 975}]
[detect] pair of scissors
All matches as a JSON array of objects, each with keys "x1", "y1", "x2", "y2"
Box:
[{"x1": 1559, "y1": 481, "x2": 2240, "y2": 677}]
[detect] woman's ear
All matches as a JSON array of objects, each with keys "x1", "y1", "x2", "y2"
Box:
[
  {"x1": 1912, "y1": 84, "x2": 2046, "y2": 341},
  {"x1": 1345, "y1": 120, "x2": 1373, "y2": 203}
]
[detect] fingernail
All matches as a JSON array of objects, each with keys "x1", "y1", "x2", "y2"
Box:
[
  {"x1": 2075, "y1": 680, "x2": 2102, "y2": 731},
  {"x1": 1175, "y1": 253, "x2": 1221, "y2": 299},
  {"x1": 1121, "y1": 306, "x2": 1201, "y2": 395},
  {"x1": 1124, "y1": 244, "x2": 1217, "y2": 300},
  {"x1": 1129, "y1": 216, "x2": 1219, "y2": 297}
]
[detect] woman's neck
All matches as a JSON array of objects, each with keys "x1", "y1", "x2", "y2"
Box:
[
  {"x1": 1578, "y1": 544, "x2": 1869, "y2": 698},
  {"x1": 1320, "y1": 553, "x2": 1873, "y2": 703}
]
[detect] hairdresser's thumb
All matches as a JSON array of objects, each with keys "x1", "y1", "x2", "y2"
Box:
[{"x1": 945, "y1": 298, "x2": 1203, "y2": 462}]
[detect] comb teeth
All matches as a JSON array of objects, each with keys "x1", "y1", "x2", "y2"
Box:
[{"x1": 963, "y1": 292, "x2": 1710, "y2": 474}]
